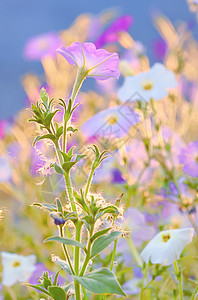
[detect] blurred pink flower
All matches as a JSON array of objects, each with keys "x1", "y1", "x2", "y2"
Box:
[
  {"x1": 57, "y1": 42, "x2": 120, "y2": 80},
  {"x1": 95, "y1": 15, "x2": 133, "y2": 48},
  {"x1": 24, "y1": 32, "x2": 61, "y2": 60},
  {"x1": 152, "y1": 38, "x2": 167, "y2": 61}
]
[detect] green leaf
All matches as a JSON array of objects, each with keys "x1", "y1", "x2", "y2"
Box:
[
  {"x1": 33, "y1": 134, "x2": 56, "y2": 146},
  {"x1": 63, "y1": 283, "x2": 73, "y2": 293},
  {"x1": 48, "y1": 286, "x2": 66, "y2": 300},
  {"x1": 45, "y1": 110, "x2": 59, "y2": 127},
  {"x1": 90, "y1": 231, "x2": 121, "y2": 258},
  {"x1": 27, "y1": 284, "x2": 51, "y2": 296},
  {"x1": 72, "y1": 268, "x2": 126, "y2": 296},
  {"x1": 56, "y1": 198, "x2": 63, "y2": 214},
  {"x1": 67, "y1": 126, "x2": 78, "y2": 133},
  {"x1": 32, "y1": 203, "x2": 57, "y2": 212},
  {"x1": 40, "y1": 87, "x2": 49, "y2": 105},
  {"x1": 90, "y1": 228, "x2": 112, "y2": 243},
  {"x1": 53, "y1": 270, "x2": 62, "y2": 285},
  {"x1": 76, "y1": 154, "x2": 86, "y2": 162},
  {"x1": 56, "y1": 126, "x2": 63, "y2": 139},
  {"x1": 62, "y1": 161, "x2": 76, "y2": 172},
  {"x1": 45, "y1": 236, "x2": 85, "y2": 249},
  {"x1": 54, "y1": 162, "x2": 64, "y2": 174}
]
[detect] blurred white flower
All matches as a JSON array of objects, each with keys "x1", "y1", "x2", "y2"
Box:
[
  {"x1": 0, "y1": 156, "x2": 12, "y2": 182},
  {"x1": 1, "y1": 252, "x2": 36, "y2": 286},
  {"x1": 140, "y1": 228, "x2": 194, "y2": 266},
  {"x1": 118, "y1": 63, "x2": 177, "y2": 102}
]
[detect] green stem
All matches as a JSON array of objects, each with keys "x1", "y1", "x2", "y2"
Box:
[
  {"x1": 59, "y1": 226, "x2": 75, "y2": 275},
  {"x1": 63, "y1": 68, "x2": 86, "y2": 155},
  {"x1": 191, "y1": 285, "x2": 198, "y2": 300},
  {"x1": 74, "y1": 222, "x2": 82, "y2": 300},
  {"x1": 80, "y1": 225, "x2": 94, "y2": 276},
  {"x1": 140, "y1": 264, "x2": 149, "y2": 300},
  {"x1": 85, "y1": 167, "x2": 95, "y2": 198},
  {"x1": 174, "y1": 260, "x2": 183, "y2": 300},
  {"x1": 65, "y1": 173, "x2": 77, "y2": 212},
  {"x1": 128, "y1": 237, "x2": 143, "y2": 267},
  {"x1": 110, "y1": 239, "x2": 118, "y2": 271}
]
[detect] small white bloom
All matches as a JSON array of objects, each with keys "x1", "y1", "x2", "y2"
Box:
[
  {"x1": 1, "y1": 252, "x2": 36, "y2": 286},
  {"x1": 140, "y1": 228, "x2": 194, "y2": 266},
  {"x1": 118, "y1": 63, "x2": 177, "y2": 102}
]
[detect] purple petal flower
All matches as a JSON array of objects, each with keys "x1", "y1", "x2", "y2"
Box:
[
  {"x1": 95, "y1": 15, "x2": 133, "y2": 48},
  {"x1": 50, "y1": 213, "x2": 66, "y2": 226},
  {"x1": 29, "y1": 263, "x2": 65, "y2": 286},
  {"x1": 57, "y1": 42, "x2": 120, "y2": 80},
  {"x1": 82, "y1": 105, "x2": 139, "y2": 139},
  {"x1": 152, "y1": 38, "x2": 167, "y2": 61},
  {"x1": 179, "y1": 141, "x2": 198, "y2": 177},
  {"x1": 124, "y1": 208, "x2": 156, "y2": 247},
  {"x1": 24, "y1": 32, "x2": 61, "y2": 61}
]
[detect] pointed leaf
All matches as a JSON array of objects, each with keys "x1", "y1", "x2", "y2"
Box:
[
  {"x1": 90, "y1": 231, "x2": 121, "y2": 258},
  {"x1": 27, "y1": 284, "x2": 51, "y2": 296},
  {"x1": 48, "y1": 286, "x2": 66, "y2": 300},
  {"x1": 62, "y1": 161, "x2": 76, "y2": 172},
  {"x1": 54, "y1": 162, "x2": 64, "y2": 174},
  {"x1": 33, "y1": 134, "x2": 56, "y2": 146},
  {"x1": 72, "y1": 268, "x2": 126, "y2": 296},
  {"x1": 45, "y1": 236, "x2": 85, "y2": 249},
  {"x1": 90, "y1": 228, "x2": 112, "y2": 243}
]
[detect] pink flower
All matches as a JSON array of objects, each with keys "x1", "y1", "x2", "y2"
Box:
[
  {"x1": 24, "y1": 32, "x2": 61, "y2": 61},
  {"x1": 95, "y1": 15, "x2": 133, "y2": 48},
  {"x1": 56, "y1": 42, "x2": 120, "y2": 80}
]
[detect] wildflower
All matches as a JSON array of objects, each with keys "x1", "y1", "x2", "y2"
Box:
[
  {"x1": 118, "y1": 63, "x2": 177, "y2": 102},
  {"x1": 119, "y1": 139, "x2": 158, "y2": 185},
  {"x1": 1, "y1": 252, "x2": 36, "y2": 286},
  {"x1": 123, "y1": 208, "x2": 156, "y2": 247},
  {"x1": 140, "y1": 228, "x2": 194, "y2": 266},
  {"x1": 23, "y1": 32, "x2": 61, "y2": 60},
  {"x1": 93, "y1": 156, "x2": 124, "y2": 184},
  {"x1": 81, "y1": 105, "x2": 139, "y2": 139},
  {"x1": 178, "y1": 141, "x2": 198, "y2": 177},
  {"x1": 56, "y1": 42, "x2": 120, "y2": 80},
  {"x1": 50, "y1": 213, "x2": 66, "y2": 226},
  {"x1": 152, "y1": 38, "x2": 167, "y2": 61},
  {"x1": 95, "y1": 15, "x2": 133, "y2": 48}
]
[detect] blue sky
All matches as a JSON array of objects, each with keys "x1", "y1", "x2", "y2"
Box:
[{"x1": 0, "y1": 0, "x2": 197, "y2": 118}]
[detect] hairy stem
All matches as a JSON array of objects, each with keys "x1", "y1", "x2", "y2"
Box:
[
  {"x1": 59, "y1": 226, "x2": 75, "y2": 275},
  {"x1": 174, "y1": 260, "x2": 183, "y2": 300}
]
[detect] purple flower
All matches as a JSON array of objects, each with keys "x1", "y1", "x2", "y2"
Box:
[
  {"x1": 95, "y1": 15, "x2": 133, "y2": 48},
  {"x1": 152, "y1": 38, "x2": 167, "y2": 61},
  {"x1": 24, "y1": 32, "x2": 61, "y2": 61},
  {"x1": 179, "y1": 141, "x2": 198, "y2": 177},
  {"x1": 121, "y1": 139, "x2": 158, "y2": 184},
  {"x1": 50, "y1": 213, "x2": 66, "y2": 226},
  {"x1": 92, "y1": 156, "x2": 125, "y2": 184},
  {"x1": 29, "y1": 263, "x2": 65, "y2": 286},
  {"x1": 57, "y1": 42, "x2": 120, "y2": 80},
  {"x1": 124, "y1": 208, "x2": 156, "y2": 247},
  {"x1": 81, "y1": 105, "x2": 139, "y2": 139}
]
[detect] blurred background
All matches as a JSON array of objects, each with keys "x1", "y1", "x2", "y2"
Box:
[{"x1": 0, "y1": 0, "x2": 197, "y2": 119}]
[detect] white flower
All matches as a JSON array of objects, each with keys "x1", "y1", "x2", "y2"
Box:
[
  {"x1": 118, "y1": 63, "x2": 177, "y2": 102},
  {"x1": 140, "y1": 228, "x2": 194, "y2": 266},
  {"x1": 1, "y1": 252, "x2": 36, "y2": 286}
]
